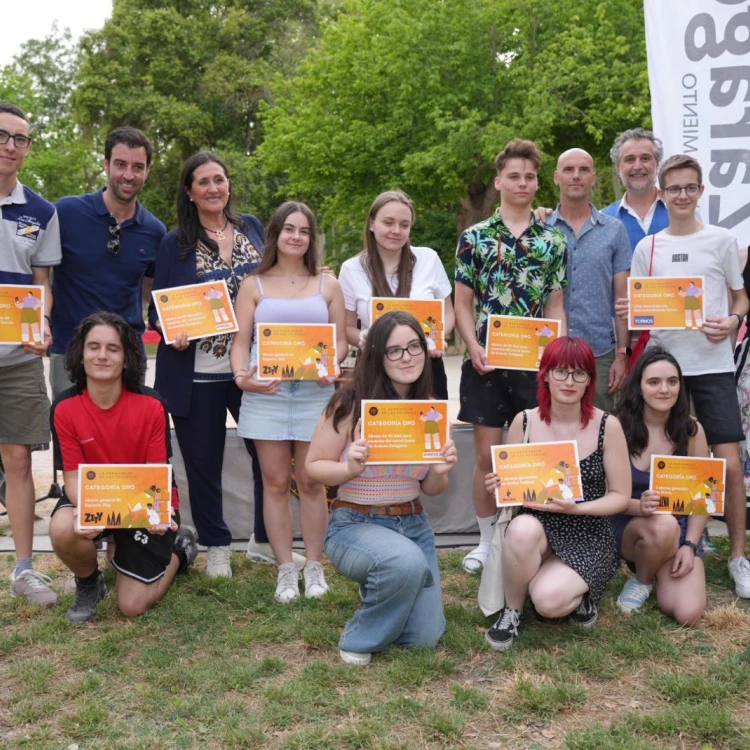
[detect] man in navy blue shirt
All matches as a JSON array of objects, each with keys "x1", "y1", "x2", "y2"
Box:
[
  {"x1": 601, "y1": 128, "x2": 670, "y2": 251},
  {"x1": 50, "y1": 127, "x2": 166, "y2": 396}
]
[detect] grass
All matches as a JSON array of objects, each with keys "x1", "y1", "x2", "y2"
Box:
[{"x1": 0, "y1": 539, "x2": 749, "y2": 749}]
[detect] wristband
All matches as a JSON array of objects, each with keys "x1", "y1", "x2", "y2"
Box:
[
  {"x1": 44, "y1": 314, "x2": 51, "y2": 324},
  {"x1": 615, "y1": 347, "x2": 632, "y2": 356},
  {"x1": 681, "y1": 540, "x2": 699, "y2": 553},
  {"x1": 733, "y1": 313, "x2": 744, "y2": 329}
]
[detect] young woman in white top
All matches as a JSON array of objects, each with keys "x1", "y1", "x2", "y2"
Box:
[{"x1": 338, "y1": 191, "x2": 455, "y2": 399}]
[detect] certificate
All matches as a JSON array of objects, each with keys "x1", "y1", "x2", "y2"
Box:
[
  {"x1": 628, "y1": 276, "x2": 705, "y2": 330},
  {"x1": 650, "y1": 455, "x2": 726, "y2": 515},
  {"x1": 370, "y1": 298, "x2": 445, "y2": 352},
  {"x1": 77, "y1": 464, "x2": 173, "y2": 532},
  {"x1": 256, "y1": 323, "x2": 338, "y2": 380},
  {"x1": 490, "y1": 441, "x2": 582, "y2": 507},
  {"x1": 0, "y1": 284, "x2": 46, "y2": 345},
  {"x1": 151, "y1": 280, "x2": 238, "y2": 344},
  {"x1": 361, "y1": 399, "x2": 449, "y2": 464},
  {"x1": 485, "y1": 315, "x2": 561, "y2": 371}
]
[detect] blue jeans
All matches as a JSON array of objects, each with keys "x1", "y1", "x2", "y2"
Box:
[{"x1": 324, "y1": 507, "x2": 446, "y2": 654}]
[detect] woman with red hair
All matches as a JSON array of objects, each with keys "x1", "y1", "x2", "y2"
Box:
[{"x1": 484, "y1": 337, "x2": 631, "y2": 651}]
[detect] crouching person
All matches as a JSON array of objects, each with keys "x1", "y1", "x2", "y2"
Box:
[{"x1": 49, "y1": 312, "x2": 197, "y2": 623}]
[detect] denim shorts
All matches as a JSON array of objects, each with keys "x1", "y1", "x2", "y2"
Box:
[{"x1": 237, "y1": 380, "x2": 333, "y2": 441}]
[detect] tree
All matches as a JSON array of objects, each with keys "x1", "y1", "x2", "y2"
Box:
[
  {"x1": 258, "y1": 0, "x2": 650, "y2": 269},
  {"x1": 73, "y1": 0, "x2": 320, "y2": 225},
  {"x1": 0, "y1": 26, "x2": 99, "y2": 201}
]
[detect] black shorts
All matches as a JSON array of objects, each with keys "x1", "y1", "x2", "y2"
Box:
[
  {"x1": 52, "y1": 496, "x2": 179, "y2": 584},
  {"x1": 684, "y1": 372, "x2": 744, "y2": 446},
  {"x1": 457, "y1": 360, "x2": 538, "y2": 428}
]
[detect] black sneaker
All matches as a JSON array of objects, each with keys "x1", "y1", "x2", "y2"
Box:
[
  {"x1": 174, "y1": 525, "x2": 198, "y2": 574},
  {"x1": 485, "y1": 607, "x2": 524, "y2": 651},
  {"x1": 66, "y1": 571, "x2": 107, "y2": 624},
  {"x1": 568, "y1": 593, "x2": 598, "y2": 629}
]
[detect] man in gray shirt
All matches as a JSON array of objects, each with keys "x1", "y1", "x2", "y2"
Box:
[{"x1": 549, "y1": 149, "x2": 632, "y2": 410}]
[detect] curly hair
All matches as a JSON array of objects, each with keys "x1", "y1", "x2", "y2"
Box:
[{"x1": 64, "y1": 312, "x2": 146, "y2": 392}]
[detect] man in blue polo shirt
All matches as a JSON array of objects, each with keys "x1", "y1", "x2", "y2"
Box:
[
  {"x1": 50, "y1": 127, "x2": 166, "y2": 396},
  {"x1": 549, "y1": 149, "x2": 632, "y2": 410},
  {"x1": 0, "y1": 102, "x2": 61, "y2": 606},
  {"x1": 601, "y1": 128, "x2": 670, "y2": 250}
]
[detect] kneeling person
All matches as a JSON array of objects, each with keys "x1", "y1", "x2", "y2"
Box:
[{"x1": 49, "y1": 312, "x2": 197, "y2": 623}]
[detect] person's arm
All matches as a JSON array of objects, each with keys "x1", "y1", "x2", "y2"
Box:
[
  {"x1": 609, "y1": 270, "x2": 631, "y2": 395},
  {"x1": 27, "y1": 266, "x2": 52, "y2": 355},
  {"x1": 326, "y1": 276, "x2": 349, "y2": 363},
  {"x1": 485, "y1": 411, "x2": 525, "y2": 493},
  {"x1": 345, "y1": 309, "x2": 362, "y2": 348},
  {"x1": 542, "y1": 290, "x2": 567, "y2": 336},
  {"x1": 703, "y1": 287, "x2": 749, "y2": 343},
  {"x1": 455, "y1": 282, "x2": 493, "y2": 374},
  {"x1": 420, "y1": 436, "x2": 458, "y2": 495},
  {"x1": 442, "y1": 295, "x2": 456, "y2": 341},
  {"x1": 306, "y1": 414, "x2": 367, "y2": 486},
  {"x1": 141, "y1": 274, "x2": 155, "y2": 305},
  {"x1": 616, "y1": 237, "x2": 649, "y2": 319}
]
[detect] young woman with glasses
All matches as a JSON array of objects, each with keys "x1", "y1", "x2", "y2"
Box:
[
  {"x1": 306, "y1": 311, "x2": 457, "y2": 665},
  {"x1": 484, "y1": 336, "x2": 631, "y2": 651}
]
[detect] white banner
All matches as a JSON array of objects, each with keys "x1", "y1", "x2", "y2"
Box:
[{"x1": 645, "y1": 0, "x2": 750, "y2": 249}]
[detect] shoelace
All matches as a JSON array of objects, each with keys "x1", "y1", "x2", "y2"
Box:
[
  {"x1": 305, "y1": 565, "x2": 325, "y2": 588},
  {"x1": 208, "y1": 547, "x2": 231, "y2": 565},
  {"x1": 496, "y1": 608, "x2": 520, "y2": 633},
  {"x1": 278, "y1": 566, "x2": 298, "y2": 591},
  {"x1": 623, "y1": 580, "x2": 652, "y2": 599},
  {"x1": 17, "y1": 571, "x2": 53, "y2": 590}
]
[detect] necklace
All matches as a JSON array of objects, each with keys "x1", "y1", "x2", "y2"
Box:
[
  {"x1": 550, "y1": 419, "x2": 582, "y2": 442},
  {"x1": 203, "y1": 218, "x2": 229, "y2": 241}
]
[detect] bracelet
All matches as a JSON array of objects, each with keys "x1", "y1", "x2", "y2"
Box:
[
  {"x1": 681, "y1": 540, "x2": 699, "y2": 553},
  {"x1": 233, "y1": 372, "x2": 245, "y2": 380},
  {"x1": 44, "y1": 314, "x2": 51, "y2": 324}
]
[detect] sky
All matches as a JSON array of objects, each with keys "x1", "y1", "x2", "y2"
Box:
[{"x1": 0, "y1": 1, "x2": 113, "y2": 65}]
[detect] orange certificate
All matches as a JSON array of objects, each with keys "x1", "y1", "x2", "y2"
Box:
[
  {"x1": 628, "y1": 276, "x2": 705, "y2": 330},
  {"x1": 650, "y1": 455, "x2": 726, "y2": 516},
  {"x1": 256, "y1": 323, "x2": 338, "y2": 380},
  {"x1": 0, "y1": 284, "x2": 46, "y2": 345},
  {"x1": 361, "y1": 400, "x2": 450, "y2": 464},
  {"x1": 485, "y1": 315, "x2": 561, "y2": 371},
  {"x1": 76, "y1": 464, "x2": 173, "y2": 532},
  {"x1": 370, "y1": 298, "x2": 445, "y2": 352},
  {"x1": 491, "y1": 441, "x2": 583, "y2": 507},
  {"x1": 151, "y1": 280, "x2": 238, "y2": 344}
]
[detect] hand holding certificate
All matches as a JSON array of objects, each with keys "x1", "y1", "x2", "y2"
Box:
[
  {"x1": 628, "y1": 277, "x2": 705, "y2": 330},
  {"x1": 256, "y1": 323, "x2": 338, "y2": 381},
  {"x1": 650, "y1": 455, "x2": 726, "y2": 515},
  {"x1": 485, "y1": 315, "x2": 561, "y2": 371},
  {"x1": 489, "y1": 442, "x2": 583, "y2": 508},
  {"x1": 0, "y1": 284, "x2": 46, "y2": 345}
]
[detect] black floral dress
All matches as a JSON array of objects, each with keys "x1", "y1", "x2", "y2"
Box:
[{"x1": 520, "y1": 411, "x2": 618, "y2": 604}]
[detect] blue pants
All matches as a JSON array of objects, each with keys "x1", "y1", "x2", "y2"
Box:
[
  {"x1": 172, "y1": 380, "x2": 266, "y2": 547},
  {"x1": 324, "y1": 507, "x2": 445, "y2": 654}
]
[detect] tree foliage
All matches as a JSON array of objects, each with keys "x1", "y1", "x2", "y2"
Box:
[{"x1": 258, "y1": 0, "x2": 650, "y2": 268}]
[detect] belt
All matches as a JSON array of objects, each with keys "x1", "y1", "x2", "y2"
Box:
[{"x1": 331, "y1": 498, "x2": 423, "y2": 516}]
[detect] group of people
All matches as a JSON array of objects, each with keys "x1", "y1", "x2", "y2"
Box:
[{"x1": 1, "y1": 98, "x2": 749, "y2": 665}]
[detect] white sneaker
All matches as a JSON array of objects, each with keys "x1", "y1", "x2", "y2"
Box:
[
  {"x1": 9, "y1": 569, "x2": 57, "y2": 607},
  {"x1": 728, "y1": 556, "x2": 750, "y2": 598},
  {"x1": 245, "y1": 534, "x2": 307, "y2": 570},
  {"x1": 339, "y1": 649, "x2": 371, "y2": 666},
  {"x1": 462, "y1": 544, "x2": 489, "y2": 574},
  {"x1": 275, "y1": 563, "x2": 300, "y2": 603},
  {"x1": 206, "y1": 546, "x2": 232, "y2": 578},
  {"x1": 303, "y1": 561, "x2": 329, "y2": 599}
]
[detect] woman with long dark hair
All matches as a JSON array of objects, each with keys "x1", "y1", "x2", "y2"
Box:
[
  {"x1": 148, "y1": 152, "x2": 299, "y2": 578},
  {"x1": 231, "y1": 201, "x2": 348, "y2": 603},
  {"x1": 306, "y1": 311, "x2": 457, "y2": 665},
  {"x1": 484, "y1": 337, "x2": 630, "y2": 651},
  {"x1": 338, "y1": 190, "x2": 455, "y2": 399},
  {"x1": 611, "y1": 348, "x2": 708, "y2": 625}
]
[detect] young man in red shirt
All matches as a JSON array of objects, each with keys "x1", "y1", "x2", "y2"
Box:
[{"x1": 49, "y1": 312, "x2": 197, "y2": 623}]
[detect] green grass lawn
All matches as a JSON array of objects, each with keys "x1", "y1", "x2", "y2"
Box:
[{"x1": 1, "y1": 541, "x2": 749, "y2": 749}]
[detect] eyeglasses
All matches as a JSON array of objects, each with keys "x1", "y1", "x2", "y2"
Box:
[
  {"x1": 0, "y1": 129, "x2": 32, "y2": 149},
  {"x1": 550, "y1": 367, "x2": 590, "y2": 383},
  {"x1": 107, "y1": 219, "x2": 121, "y2": 255},
  {"x1": 663, "y1": 183, "x2": 701, "y2": 198},
  {"x1": 384, "y1": 341, "x2": 426, "y2": 361}
]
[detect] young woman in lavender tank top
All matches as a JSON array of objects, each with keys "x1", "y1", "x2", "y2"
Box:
[
  {"x1": 306, "y1": 312, "x2": 457, "y2": 666},
  {"x1": 231, "y1": 202, "x2": 348, "y2": 604}
]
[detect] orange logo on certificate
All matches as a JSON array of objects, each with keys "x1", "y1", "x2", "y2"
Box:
[
  {"x1": 628, "y1": 276, "x2": 705, "y2": 330},
  {"x1": 256, "y1": 323, "x2": 337, "y2": 380},
  {"x1": 650, "y1": 455, "x2": 726, "y2": 515},
  {"x1": 361, "y1": 400, "x2": 449, "y2": 464},
  {"x1": 77, "y1": 464, "x2": 173, "y2": 531},
  {"x1": 485, "y1": 315, "x2": 561, "y2": 371},
  {"x1": 370, "y1": 298, "x2": 445, "y2": 352},
  {"x1": 491, "y1": 441, "x2": 582, "y2": 507},
  {"x1": 0, "y1": 284, "x2": 46, "y2": 345},
  {"x1": 152, "y1": 280, "x2": 238, "y2": 344}
]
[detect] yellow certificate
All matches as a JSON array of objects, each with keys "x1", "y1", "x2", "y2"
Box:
[
  {"x1": 370, "y1": 298, "x2": 445, "y2": 352},
  {"x1": 77, "y1": 464, "x2": 173, "y2": 531},
  {"x1": 485, "y1": 315, "x2": 561, "y2": 371},
  {"x1": 628, "y1": 276, "x2": 705, "y2": 330},
  {"x1": 491, "y1": 441, "x2": 582, "y2": 507},
  {"x1": 152, "y1": 280, "x2": 238, "y2": 344},
  {"x1": 650, "y1": 455, "x2": 726, "y2": 515},
  {"x1": 362, "y1": 400, "x2": 449, "y2": 464},
  {"x1": 256, "y1": 323, "x2": 338, "y2": 380},
  {"x1": 0, "y1": 284, "x2": 46, "y2": 345}
]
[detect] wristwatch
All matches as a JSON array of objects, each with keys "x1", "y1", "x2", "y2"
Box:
[
  {"x1": 733, "y1": 313, "x2": 744, "y2": 329},
  {"x1": 616, "y1": 347, "x2": 632, "y2": 356},
  {"x1": 682, "y1": 540, "x2": 699, "y2": 553}
]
